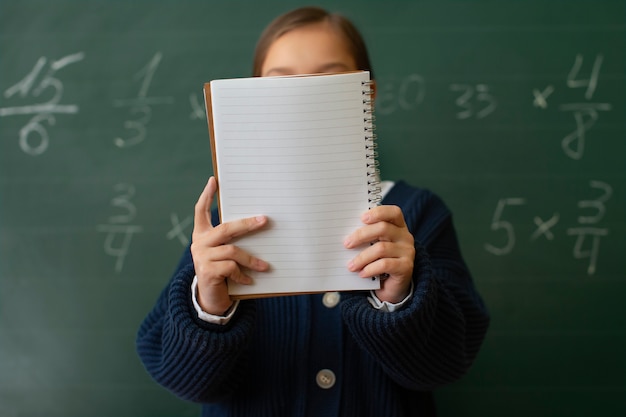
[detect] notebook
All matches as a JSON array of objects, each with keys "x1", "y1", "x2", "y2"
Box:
[{"x1": 203, "y1": 71, "x2": 381, "y2": 298}]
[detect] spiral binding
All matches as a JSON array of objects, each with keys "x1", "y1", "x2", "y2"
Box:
[{"x1": 362, "y1": 79, "x2": 381, "y2": 208}]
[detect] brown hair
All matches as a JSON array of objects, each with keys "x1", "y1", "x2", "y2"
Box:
[{"x1": 252, "y1": 6, "x2": 374, "y2": 78}]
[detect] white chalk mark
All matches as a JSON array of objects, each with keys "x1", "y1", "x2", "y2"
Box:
[
  {"x1": 567, "y1": 227, "x2": 608, "y2": 275},
  {"x1": 167, "y1": 213, "x2": 193, "y2": 246},
  {"x1": 97, "y1": 224, "x2": 143, "y2": 273},
  {"x1": 561, "y1": 109, "x2": 598, "y2": 160},
  {"x1": 135, "y1": 52, "x2": 162, "y2": 98},
  {"x1": 567, "y1": 54, "x2": 603, "y2": 100},
  {"x1": 531, "y1": 213, "x2": 560, "y2": 241},
  {"x1": 19, "y1": 113, "x2": 55, "y2": 156},
  {"x1": 577, "y1": 180, "x2": 612, "y2": 224},
  {"x1": 3, "y1": 57, "x2": 46, "y2": 98},
  {"x1": 189, "y1": 93, "x2": 206, "y2": 120},
  {"x1": 0, "y1": 103, "x2": 78, "y2": 117},
  {"x1": 50, "y1": 51, "x2": 85, "y2": 71},
  {"x1": 485, "y1": 198, "x2": 527, "y2": 256},
  {"x1": 559, "y1": 103, "x2": 612, "y2": 112},
  {"x1": 532, "y1": 85, "x2": 554, "y2": 109}
]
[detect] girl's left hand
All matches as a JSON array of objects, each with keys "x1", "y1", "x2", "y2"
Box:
[{"x1": 344, "y1": 205, "x2": 415, "y2": 304}]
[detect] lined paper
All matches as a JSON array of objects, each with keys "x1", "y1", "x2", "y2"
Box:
[{"x1": 205, "y1": 72, "x2": 380, "y2": 297}]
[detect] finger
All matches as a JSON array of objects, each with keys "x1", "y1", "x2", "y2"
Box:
[
  {"x1": 352, "y1": 255, "x2": 412, "y2": 280},
  {"x1": 362, "y1": 205, "x2": 407, "y2": 228},
  {"x1": 208, "y1": 215, "x2": 268, "y2": 246},
  {"x1": 349, "y1": 239, "x2": 414, "y2": 271},
  {"x1": 206, "y1": 260, "x2": 254, "y2": 285},
  {"x1": 356, "y1": 258, "x2": 394, "y2": 279},
  {"x1": 209, "y1": 244, "x2": 270, "y2": 272},
  {"x1": 348, "y1": 241, "x2": 397, "y2": 272},
  {"x1": 344, "y1": 221, "x2": 394, "y2": 249},
  {"x1": 194, "y1": 177, "x2": 217, "y2": 231},
  {"x1": 228, "y1": 268, "x2": 254, "y2": 285}
]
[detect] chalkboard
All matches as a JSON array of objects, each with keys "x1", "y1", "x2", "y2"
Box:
[{"x1": 1, "y1": 1, "x2": 624, "y2": 416}]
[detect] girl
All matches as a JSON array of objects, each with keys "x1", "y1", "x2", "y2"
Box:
[{"x1": 137, "y1": 6, "x2": 489, "y2": 417}]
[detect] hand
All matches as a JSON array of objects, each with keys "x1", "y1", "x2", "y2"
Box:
[
  {"x1": 191, "y1": 177, "x2": 269, "y2": 315},
  {"x1": 344, "y1": 205, "x2": 415, "y2": 304}
]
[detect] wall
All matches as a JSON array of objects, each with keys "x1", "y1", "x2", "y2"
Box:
[{"x1": 1, "y1": 1, "x2": 624, "y2": 416}]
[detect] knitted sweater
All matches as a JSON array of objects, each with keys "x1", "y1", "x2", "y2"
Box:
[{"x1": 136, "y1": 181, "x2": 490, "y2": 417}]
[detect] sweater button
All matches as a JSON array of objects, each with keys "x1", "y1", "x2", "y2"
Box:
[
  {"x1": 316, "y1": 369, "x2": 336, "y2": 389},
  {"x1": 322, "y1": 291, "x2": 340, "y2": 308}
]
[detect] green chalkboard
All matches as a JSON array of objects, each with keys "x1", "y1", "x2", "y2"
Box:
[{"x1": 1, "y1": 1, "x2": 624, "y2": 416}]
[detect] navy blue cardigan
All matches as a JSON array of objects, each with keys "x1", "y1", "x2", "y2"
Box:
[{"x1": 136, "y1": 181, "x2": 490, "y2": 416}]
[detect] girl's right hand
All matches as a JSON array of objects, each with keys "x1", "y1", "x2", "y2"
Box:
[{"x1": 191, "y1": 177, "x2": 269, "y2": 315}]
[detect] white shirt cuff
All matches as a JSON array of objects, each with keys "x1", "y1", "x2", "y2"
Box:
[
  {"x1": 367, "y1": 281, "x2": 414, "y2": 312},
  {"x1": 191, "y1": 275, "x2": 239, "y2": 325}
]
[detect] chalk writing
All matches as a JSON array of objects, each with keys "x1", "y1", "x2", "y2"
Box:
[
  {"x1": 534, "y1": 54, "x2": 612, "y2": 159},
  {"x1": 376, "y1": 74, "x2": 425, "y2": 115},
  {"x1": 567, "y1": 180, "x2": 612, "y2": 275},
  {"x1": 486, "y1": 181, "x2": 612, "y2": 275},
  {"x1": 532, "y1": 85, "x2": 554, "y2": 109},
  {"x1": 97, "y1": 183, "x2": 143, "y2": 273},
  {"x1": 113, "y1": 52, "x2": 173, "y2": 148},
  {"x1": 189, "y1": 93, "x2": 206, "y2": 120},
  {"x1": 484, "y1": 198, "x2": 527, "y2": 256},
  {"x1": 514, "y1": 54, "x2": 617, "y2": 275},
  {"x1": 368, "y1": 75, "x2": 498, "y2": 119},
  {"x1": 450, "y1": 84, "x2": 497, "y2": 119},
  {"x1": 567, "y1": 54, "x2": 603, "y2": 100},
  {"x1": 166, "y1": 213, "x2": 193, "y2": 246},
  {"x1": 0, "y1": 52, "x2": 85, "y2": 155},
  {"x1": 530, "y1": 213, "x2": 560, "y2": 241}
]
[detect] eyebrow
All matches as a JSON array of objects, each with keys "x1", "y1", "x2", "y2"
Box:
[
  {"x1": 263, "y1": 67, "x2": 294, "y2": 76},
  {"x1": 263, "y1": 62, "x2": 353, "y2": 77},
  {"x1": 318, "y1": 62, "x2": 353, "y2": 73}
]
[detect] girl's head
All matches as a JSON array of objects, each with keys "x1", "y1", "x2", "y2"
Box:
[{"x1": 253, "y1": 6, "x2": 374, "y2": 79}]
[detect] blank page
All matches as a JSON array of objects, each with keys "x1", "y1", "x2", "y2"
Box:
[{"x1": 205, "y1": 71, "x2": 380, "y2": 297}]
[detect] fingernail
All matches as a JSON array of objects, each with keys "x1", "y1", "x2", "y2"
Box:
[
  {"x1": 256, "y1": 215, "x2": 265, "y2": 223},
  {"x1": 347, "y1": 260, "x2": 355, "y2": 271},
  {"x1": 343, "y1": 237, "x2": 352, "y2": 248}
]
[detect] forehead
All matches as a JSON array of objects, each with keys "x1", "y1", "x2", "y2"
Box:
[
  {"x1": 276, "y1": 20, "x2": 345, "y2": 42},
  {"x1": 261, "y1": 22, "x2": 356, "y2": 73}
]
